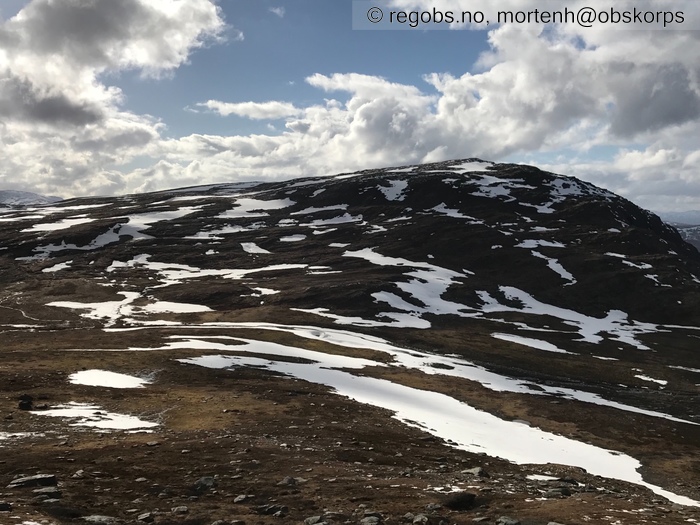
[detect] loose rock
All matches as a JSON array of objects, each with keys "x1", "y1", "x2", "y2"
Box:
[
  {"x1": 33, "y1": 486, "x2": 62, "y2": 499},
  {"x1": 7, "y1": 473, "x2": 57, "y2": 489},
  {"x1": 83, "y1": 516, "x2": 118, "y2": 524},
  {"x1": 415, "y1": 515, "x2": 448, "y2": 525},
  {"x1": 278, "y1": 475, "x2": 298, "y2": 486},
  {"x1": 462, "y1": 467, "x2": 489, "y2": 477},
  {"x1": 193, "y1": 476, "x2": 217, "y2": 492},
  {"x1": 255, "y1": 504, "x2": 288, "y2": 516},
  {"x1": 544, "y1": 487, "x2": 571, "y2": 498}
]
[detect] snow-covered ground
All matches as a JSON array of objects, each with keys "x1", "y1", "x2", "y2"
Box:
[{"x1": 173, "y1": 333, "x2": 698, "y2": 506}]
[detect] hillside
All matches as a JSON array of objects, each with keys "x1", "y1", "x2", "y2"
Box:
[
  {"x1": 1, "y1": 159, "x2": 700, "y2": 525},
  {"x1": 0, "y1": 190, "x2": 62, "y2": 207}
]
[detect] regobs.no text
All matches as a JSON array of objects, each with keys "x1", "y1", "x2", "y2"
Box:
[{"x1": 362, "y1": 4, "x2": 686, "y2": 29}]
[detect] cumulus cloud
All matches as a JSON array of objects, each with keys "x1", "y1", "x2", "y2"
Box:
[
  {"x1": 197, "y1": 100, "x2": 301, "y2": 119},
  {"x1": 0, "y1": 75, "x2": 103, "y2": 126},
  {"x1": 6, "y1": 0, "x2": 226, "y2": 77},
  {"x1": 0, "y1": 0, "x2": 226, "y2": 196},
  {"x1": 149, "y1": 12, "x2": 699, "y2": 211},
  {"x1": 1, "y1": 0, "x2": 700, "y2": 212}
]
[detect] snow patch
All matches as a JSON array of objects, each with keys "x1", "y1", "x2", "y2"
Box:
[
  {"x1": 177, "y1": 336, "x2": 698, "y2": 506},
  {"x1": 219, "y1": 198, "x2": 294, "y2": 219},
  {"x1": 139, "y1": 301, "x2": 212, "y2": 314},
  {"x1": 379, "y1": 180, "x2": 408, "y2": 201},
  {"x1": 69, "y1": 370, "x2": 151, "y2": 389},
  {"x1": 635, "y1": 374, "x2": 668, "y2": 386},
  {"x1": 22, "y1": 216, "x2": 96, "y2": 232},
  {"x1": 449, "y1": 161, "x2": 494, "y2": 173},
  {"x1": 492, "y1": 333, "x2": 573, "y2": 354},
  {"x1": 516, "y1": 239, "x2": 566, "y2": 249},
  {"x1": 42, "y1": 261, "x2": 72, "y2": 273},
  {"x1": 241, "y1": 242, "x2": 271, "y2": 254},
  {"x1": 291, "y1": 204, "x2": 348, "y2": 215},
  {"x1": 531, "y1": 251, "x2": 576, "y2": 285},
  {"x1": 33, "y1": 402, "x2": 157, "y2": 430},
  {"x1": 432, "y1": 203, "x2": 483, "y2": 224},
  {"x1": 280, "y1": 234, "x2": 306, "y2": 242}
]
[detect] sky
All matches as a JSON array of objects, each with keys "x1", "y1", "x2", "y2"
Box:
[{"x1": 0, "y1": 0, "x2": 699, "y2": 212}]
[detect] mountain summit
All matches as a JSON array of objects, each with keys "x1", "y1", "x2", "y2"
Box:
[
  {"x1": 6, "y1": 158, "x2": 699, "y2": 331},
  {"x1": 2, "y1": 159, "x2": 700, "y2": 523}
]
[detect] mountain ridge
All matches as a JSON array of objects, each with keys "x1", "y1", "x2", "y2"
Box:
[
  {"x1": 0, "y1": 189, "x2": 62, "y2": 207},
  {"x1": 1, "y1": 158, "x2": 700, "y2": 523}
]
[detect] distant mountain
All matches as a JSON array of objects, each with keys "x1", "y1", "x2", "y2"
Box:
[
  {"x1": 673, "y1": 227, "x2": 700, "y2": 251},
  {"x1": 656, "y1": 211, "x2": 700, "y2": 250},
  {"x1": 657, "y1": 210, "x2": 700, "y2": 226},
  {"x1": 0, "y1": 190, "x2": 62, "y2": 206},
  {"x1": 2, "y1": 158, "x2": 700, "y2": 513}
]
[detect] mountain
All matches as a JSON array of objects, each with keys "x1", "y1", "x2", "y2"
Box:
[
  {"x1": 657, "y1": 210, "x2": 700, "y2": 226},
  {"x1": 0, "y1": 189, "x2": 62, "y2": 207},
  {"x1": 2, "y1": 158, "x2": 700, "y2": 524},
  {"x1": 675, "y1": 226, "x2": 700, "y2": 251},
  {"x1": 664, "y1": 223, "x2": 700, "y2": 251},
  {"x1": 654, "y1": 211, "x2": 700, "y2": 251}
]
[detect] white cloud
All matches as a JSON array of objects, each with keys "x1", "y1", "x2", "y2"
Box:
[
  {"x1": 269, "y1": 6, "x2": 285, "y2": 18},
  {"x1": 150, "y1": 18, "x2": 700, "y2": 211},
  {"x1": 6, "y1": 0, "x2": 226, "y2": 78},
  {"x1": 0, "y1": 0, "x2": 227, "y2": 196},
  {"x1": 197, "y1": 100, "x2": 301, "y2": 119},
  {"x1": 1, "y1": 0, "x2": 700, "y2": 213}
]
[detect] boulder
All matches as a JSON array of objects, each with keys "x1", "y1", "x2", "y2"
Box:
[
  {"x1": 18, "y1": 394, "x2": 33, "y2": 411},
  {"x1": 443, "y1": 491, "x2": 476, "y2": 510}
]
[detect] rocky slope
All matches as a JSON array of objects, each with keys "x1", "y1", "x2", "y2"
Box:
[
  {"x1": 1, "y1": 159, "x2": 700, "y2": 525},
  {"x1": 655, "y1": 212, "x2": 700, "y2": 250},
  {"x1": 665, "y1": 223, "x2": 700, "y2": 251}
]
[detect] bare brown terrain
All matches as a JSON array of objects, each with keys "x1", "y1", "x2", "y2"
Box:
[{"x1": 1, "y1": 160, "x2": 700, "y2": 525}]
